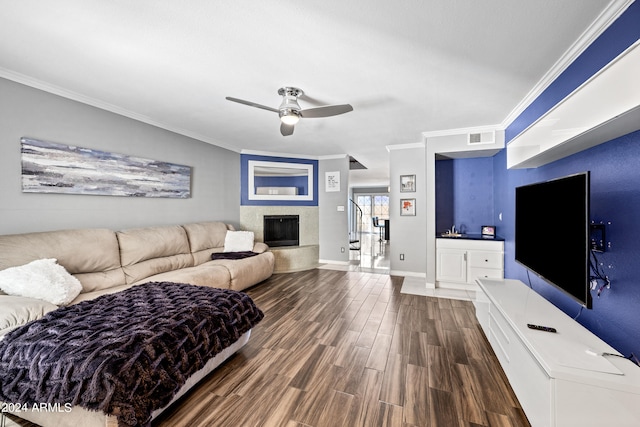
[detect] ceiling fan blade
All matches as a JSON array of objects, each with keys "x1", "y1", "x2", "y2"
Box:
[
  {"x1": 225, "y1": 97, "x2": 279, "y2": 113},
  {"x1": 280, "y1": 122, "x2": 294, "y2": 136},
  {"x1": 297, "y1": 93, "x2": 328, "y2": 106},
  {"x1": 300, "y1": 104, "x2": 353, "y2": 118}
]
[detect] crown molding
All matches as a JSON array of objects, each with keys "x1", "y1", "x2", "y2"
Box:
[
  {"x1": 385, "y1": 142, "x2": 425, "y2": 152},
  {"x1": 421, "y1": 124, "x2": 503, "y2": 139},
  {"x1": 318, "y1": 154, "x2": 349, "y2": 160},
  {"x1": 239, "y1": 149, "x2": 320, "y2": 160},
  {"x1": 241, "y1": 152, "x2": 348, "y2": 161},
  {"x1": 501, "y1": 0, "x2": 635, "y2": 129}
]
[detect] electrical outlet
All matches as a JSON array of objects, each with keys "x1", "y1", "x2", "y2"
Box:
[
  {"x1": 400, "y1": 254, "x2": 404, "y2": 261},
  {"x1": 341, "y1": 247, "x2": 345, "y2": 253}
]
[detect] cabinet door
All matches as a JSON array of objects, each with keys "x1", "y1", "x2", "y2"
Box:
[{"x1": 436, "y1": 249, "x2": 466, "y2": 283}]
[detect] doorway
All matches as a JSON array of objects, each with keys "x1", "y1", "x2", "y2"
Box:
[{"x1": 352, "y1": 193, "x2": 390, "y2": 271}]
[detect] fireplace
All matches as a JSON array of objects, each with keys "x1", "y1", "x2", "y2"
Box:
[{"x1": 264, "y1": 215, "x2": 299, "y2": 247}]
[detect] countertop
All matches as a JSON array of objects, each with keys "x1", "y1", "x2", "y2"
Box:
[{"x1": 436, "y1": 233, "x2": 504, "y2": 241}]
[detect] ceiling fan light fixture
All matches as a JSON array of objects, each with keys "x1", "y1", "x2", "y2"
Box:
[
  {"x1": 279, "y1": 109, "x2": 300, "y2": 125},
  {"x1": 226, "y1": 86, "x2": 352, "y2": 135}
]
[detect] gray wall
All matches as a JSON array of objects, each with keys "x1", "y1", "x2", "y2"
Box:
[
  {"x1": 318, "y1": 156, "x2": 349, "y2": 263},
  {"x1": 0, "y1": 78, "x2": 240, "y2": 235},
  {"x1": 389, "y1": 145, "x2": 427, "y2": 276}
]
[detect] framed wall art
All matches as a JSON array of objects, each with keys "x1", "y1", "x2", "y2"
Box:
[
  {"x1": 400, "y1": 174, "x2": 416, "y2": 192},
  {"x1": 400, "y1": 198, "x2": 416, "y2": 216},
  {"x1": 325, "y1": 171, "x2": 340, "y2": 192},
  {"x1": 21, "y1": 137, "x2": 191, "y2": 198},
  {"x1": 481, "y1": 225, "x2": 496, "y2": 238}
]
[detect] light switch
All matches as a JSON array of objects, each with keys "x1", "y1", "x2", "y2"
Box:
[{"x1": 337, "y1": 205, "x2": 345, "y2": 211}]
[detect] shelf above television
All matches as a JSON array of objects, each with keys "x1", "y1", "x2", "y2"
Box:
[{"x1": 507, "y1": 41, "x2": 640, "y2": 169}]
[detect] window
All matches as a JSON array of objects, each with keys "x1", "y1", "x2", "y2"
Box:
[{"x1": 356, "y1": 194, "x2": 389, "y2": 233}]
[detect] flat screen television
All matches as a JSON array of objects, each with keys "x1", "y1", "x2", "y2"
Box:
[{"x1": 515, "y1": 172, "x2": 591, "y2": 308}]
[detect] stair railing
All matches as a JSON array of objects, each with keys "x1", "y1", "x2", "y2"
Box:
[{"x1": 349, "y1": 199, "x2": 363, "y2": 251}]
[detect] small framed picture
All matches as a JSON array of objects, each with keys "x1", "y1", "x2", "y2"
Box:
[
  {"x1": 325, "y1": 171, "x2": 340, "y2": 192},
  {"x1": 400, "y1": 198, "x2": 416, "y2": 216},
  {"x1": 400, "y1": 174, "x2": 416, "y2": 192},
  {"x1": 481, "y1": 225, "x2": 496, "y2": 238}
]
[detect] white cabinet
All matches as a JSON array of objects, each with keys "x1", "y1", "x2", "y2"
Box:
[
  {"x1": 507, "y1": 43, "x2": 640, "y2": 169},
  {"x1": 475, "y1": 278, "x2": 640, "y2": 426},
  {"x1": 436, "y1": 238, "x2": 503, "y2": 288},
  {"x1": 436, "y1": 248, "x2": 467, "y2": 283}
]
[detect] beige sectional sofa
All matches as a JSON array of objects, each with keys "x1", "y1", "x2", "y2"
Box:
[
  {"x1": 0, "y1": 221, "x2": 273, "y2": 427},
  {"x1": 0, "y1": 221, "x2": 274, "y2": 337}
]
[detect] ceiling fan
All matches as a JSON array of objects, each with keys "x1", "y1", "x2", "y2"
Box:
[{"x1": 226, "y1": 87, "x2": 353, "y2": 136}]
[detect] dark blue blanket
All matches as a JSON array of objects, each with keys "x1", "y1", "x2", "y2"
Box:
[
  {"x1": 211, "y1": 251, "x2": 259, "y2": 260},
  {"x1": 0, "y1": 282, "x2": 263, "y2": 426}
]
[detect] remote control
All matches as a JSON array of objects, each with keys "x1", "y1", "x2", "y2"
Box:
[{"x1": 527, "y1": 323, "x2": 557, "y2": 333}]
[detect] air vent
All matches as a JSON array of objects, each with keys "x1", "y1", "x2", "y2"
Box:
[
  {"x1": 468, "y1": 131, "x2": 495, "y2": 145},
  {"x1": 349, "y1": 156, "x2": 367, "y2": 170}
]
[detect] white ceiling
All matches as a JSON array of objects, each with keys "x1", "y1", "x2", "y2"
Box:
[{"x1": 0, "y1": 0, "x2": 625, "y2": 186}]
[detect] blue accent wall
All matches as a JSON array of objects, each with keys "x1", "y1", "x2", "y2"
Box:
[
  {"x1": 494, "y1": 131, "x2": 640, "y2": 358},
  {"x1": 240, "y1": 154, "x2": 318, "y2": 206},
  {"x1": 453, "y1": 157, "x2": 494, "y2": 235},
  {"x1": 496, "y1": 3, "x2": 640, "y2": 357},
  {"x1": 435, "y1": 159, "x2": 454, "y2": 233},
  {"x1": 436, "y1": 157, "x2": 494, "y2": 235}
]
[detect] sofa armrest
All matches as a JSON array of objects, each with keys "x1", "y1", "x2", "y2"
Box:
[{"x1": 253, "y1": 242, "x2": 269, "y2": 253}]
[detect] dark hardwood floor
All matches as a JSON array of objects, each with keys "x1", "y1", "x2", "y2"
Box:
[
  {"x1": 4, "y1": 269, "x2": 530, "y2": 427},
  {"x1": 155, "y1": 269, "x2": 530, "y2": 427}
]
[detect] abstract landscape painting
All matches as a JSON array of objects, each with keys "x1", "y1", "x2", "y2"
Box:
[{"x1": 21, "y1": 137, "x2": 191, "y2": 198}]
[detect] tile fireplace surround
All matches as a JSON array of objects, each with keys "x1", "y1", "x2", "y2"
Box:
[{"x1": 240, "y1": 206, "x2": 319, "y2": 273}]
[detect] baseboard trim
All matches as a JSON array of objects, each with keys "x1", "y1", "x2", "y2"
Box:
[
  {"x1": 318, "y1": 259, "x2": 350, "y2": 265},
  {"x1": 390, "y1": 270, "x2": 426, "y2": 278}
]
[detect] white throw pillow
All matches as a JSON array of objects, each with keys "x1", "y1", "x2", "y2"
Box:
[
  {"x1": 223, "y1": 230, "x2": 255, "y2": 252},
  {"x1": 0, "y1": 258, "x2": 82, "y2": 306}
]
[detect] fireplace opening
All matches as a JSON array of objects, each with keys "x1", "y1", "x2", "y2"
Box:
[{"x1": 264, "y1": 215, "x2": 299, "y2": 247}]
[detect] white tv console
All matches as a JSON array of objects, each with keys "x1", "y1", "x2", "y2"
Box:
[{"x1": 474, "y1": 278, "x2": 640, "y2": 426}]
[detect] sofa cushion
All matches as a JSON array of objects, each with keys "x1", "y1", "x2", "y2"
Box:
[
  {"x1": 130, "y1": 265, "x2": 232, "y2": 289},
  {"x1": 117, "y1": 225, "x2": 194, "y2": 284},
  {"x1": 0, "y1": 258, "x2": 82, "y2": 305},
  {"x1": 183, "y1": 222, "x2": 231, "y2": 265},
  {"x1": 0, "y1": 295, "x2": 59, "y2": 338},
  {"x1": 183, "y1": 222, "x2": 229, "y2": 251},
  {"x1": 207, "y1": 252, "x2": 275, "y2": 291},
  {"x1": 0, "y1": 228, "x2": 125, "y2": 293},
  {"x1": 70, "y1": 284, "x2": 134, "y2": 305}
]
